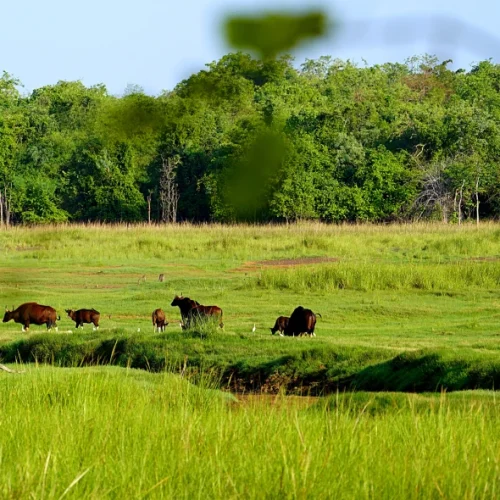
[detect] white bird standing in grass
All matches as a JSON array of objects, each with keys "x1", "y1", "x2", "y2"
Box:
[{"x1": 252, "y1": 323, "x2": 256, "y2": 333}]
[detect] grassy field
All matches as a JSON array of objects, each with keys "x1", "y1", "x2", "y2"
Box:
[
  {"x1": 1, "y1": 222, "x2": 500, "y2": 391},
  {"x1": 1, "y1": 222, "x2": 500, "y2": 497},
  {"x1": 1, "y1": 365, "x2": 500, "y2": 499}
]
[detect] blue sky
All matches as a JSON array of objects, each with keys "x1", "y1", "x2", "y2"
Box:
[{"x1": 2, "y1": 0, "x2": 499, "y2": 95}]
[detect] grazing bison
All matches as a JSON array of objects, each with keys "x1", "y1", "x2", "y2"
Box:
[
  {"x1": 171, "y1": 295, "x2": 200, "y2": 326},
  {"x1": 65, "y1": 308, "x2": 100, "y2": 330},
  {"x1": 187, "y1": 305, "x2": 224, "y2": 329},
  {"x1": 152, "y1": 308, "x2": 168, "y2": 332},
  {"x1": 283, "y1": 306, "x2": 319, "y2": 337},
  {"x1": 270, "y1": 316, "x2": 289, "y2": 336},
  {"x1": 3, "y1": 302, "x2": 59, "y2": 331}
]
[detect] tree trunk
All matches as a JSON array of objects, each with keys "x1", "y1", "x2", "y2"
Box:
[
  {"x1": 147, "y1": 192, "x2": 152, "y2": 225},
  {"x1": 441, "y1": 200, "x2": 448, "y2": 223},
  {"x1": 4, "y1": 186, "x2": 11, "y2": 226},
  {"x1": 475, "y1": 176, "x2": 480, "y2": 227},
  {"x1": 458, "y1": 180, "x2": 464, "y2": 225},
  {"x1": 453, "y1": 189, "x2": 457, "y2": 217},
  {"x1": 159, "y1": 156, "x2": 180, "y2": 223},
  {"x1": 0, "y1": 190, "x2": 3, "y2": 226}
]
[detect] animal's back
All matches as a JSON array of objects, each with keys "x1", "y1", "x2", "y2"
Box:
[
  {"x1": 285, "y1": 306, "x2": 316, "y2": 336},
  {"x1": 17, "y1": 302, "x2": 38, "y2": 317},
  {"x1": 28, "y1": 303, "x2": 57, "y2": 326},
  {"x1": 152, "y1": 308, "x2": 165, "y2": 322},
  {"x1": 306, "y1": 312, "x2": 317, "y2": 334}
]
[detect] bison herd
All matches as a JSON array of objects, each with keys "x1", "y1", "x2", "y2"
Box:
[
  {"x1": 3, "y1": 297, "x2": 321, "y2": 338},
  {"x1": 2, "y1": 303, "x2": 100, "y2": 332}
]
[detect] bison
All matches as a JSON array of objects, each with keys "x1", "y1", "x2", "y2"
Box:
[
  {"x1": 3, "y1": 302, "x2": 59, "y2": 331},
  {"x1": 270, "y1": 316, "x2": 289, "y2": 336},
  {"x1": 152, "y1": 308, "x2": 168, "y2": 332},
  {"x1": 283, "y1": 306, "x2": 320, "y2": 337},
  {"x1": 171, "y1": 295, "x2": 200, "y2": 327},
  {"x1": 187, "y1": 305, "x2": 224, "y2": 329},
  {"x1": 65, "y1": 308, "x2": 100, "y2": 330}
]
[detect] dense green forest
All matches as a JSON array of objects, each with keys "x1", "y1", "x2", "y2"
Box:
[{"x1": 1, "y1": 53, "x2": 500, "y2": 224}]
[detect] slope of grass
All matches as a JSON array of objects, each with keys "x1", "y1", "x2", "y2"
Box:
[
  {"x1": 2, "y1": 332, "x2": 500, "y2": 393},
  {"x1": 1, "y1": 365, "x2": 499, "y2": 499}
]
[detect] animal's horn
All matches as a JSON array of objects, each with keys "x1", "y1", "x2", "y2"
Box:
[{"x1": 5, "y1": 305, "x2": 8, "y2": 311}]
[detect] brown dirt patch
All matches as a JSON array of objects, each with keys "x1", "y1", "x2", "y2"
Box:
[
  {"x1": 233, "y1": 256, "x2": 338, "y2": 273},
  {"x1": 468, "y1": 257, "x2": 500, "y2": 262},
  {"x1": 15, "y1": 245, "x2": 43, "y2": 252}
]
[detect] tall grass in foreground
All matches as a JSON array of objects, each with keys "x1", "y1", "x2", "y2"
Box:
[
  {"x1": 255, "y1": 261, "x2": 500, "y2": 291},
  {"x1": 0, "y1": 365, "x2": 499, "y2": 499}
]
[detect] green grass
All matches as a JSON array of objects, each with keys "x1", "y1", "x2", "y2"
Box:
[
  {"x1": 1, "y1": 365, "x2": 500, "y2": 499},
  {"x1": 1, "y1": 222, "x2": 500, "y2": 392},
  {"x1": 2, "y1": 333, "x2": 500, "y2": 393},
  {"x1": 254, "y1": 260, "x2": 500, "y2": 291},
  {"x1": 1, "y1": 222, "x2": 500, "y2": 496}
]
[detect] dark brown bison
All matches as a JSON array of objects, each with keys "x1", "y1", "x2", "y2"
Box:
[
  {"x1": 187, "y1": 305, "x2": 224, "y2": 329},
  {"x1": 3, "y1": 302, "x2": 59, "y2": 331},
  {"x1": 152, "y1": 308, "x2": 168, "y2": 332},
  {"x1": 283, "y1": 306, "x2": 320, "y2": 337},
  {"x1": 171, "y1": 295, "x2": 200, "y2": 327},
  {"x1": 65, "y1": 308, "x2": 100, "y2": 330},
  {"x1": 270, "y1": 316, "x2": 289, "y2": 336}
]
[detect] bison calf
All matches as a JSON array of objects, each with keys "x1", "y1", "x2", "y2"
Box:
[
  {"x1": 65, "y1": 308, "x2": 100, "y2": 330},
  {"x1": 152, "y1": 308, "x2": 168, "y2": 332},
  {"x1": 270, "y1": 316, "x2": 289, "y2": 336}
]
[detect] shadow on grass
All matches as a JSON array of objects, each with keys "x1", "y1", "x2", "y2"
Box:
[{"x1": 1, "y1": 334, "x2": 499, "y2": 394}]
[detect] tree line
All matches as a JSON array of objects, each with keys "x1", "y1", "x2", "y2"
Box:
[{"x1": 1, "y1": 53, "x2": 500, "y2": 224}]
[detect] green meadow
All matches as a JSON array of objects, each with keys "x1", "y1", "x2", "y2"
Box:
[{"x1": 1, "y1": 223, "x2": 500, "y2": 498}]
